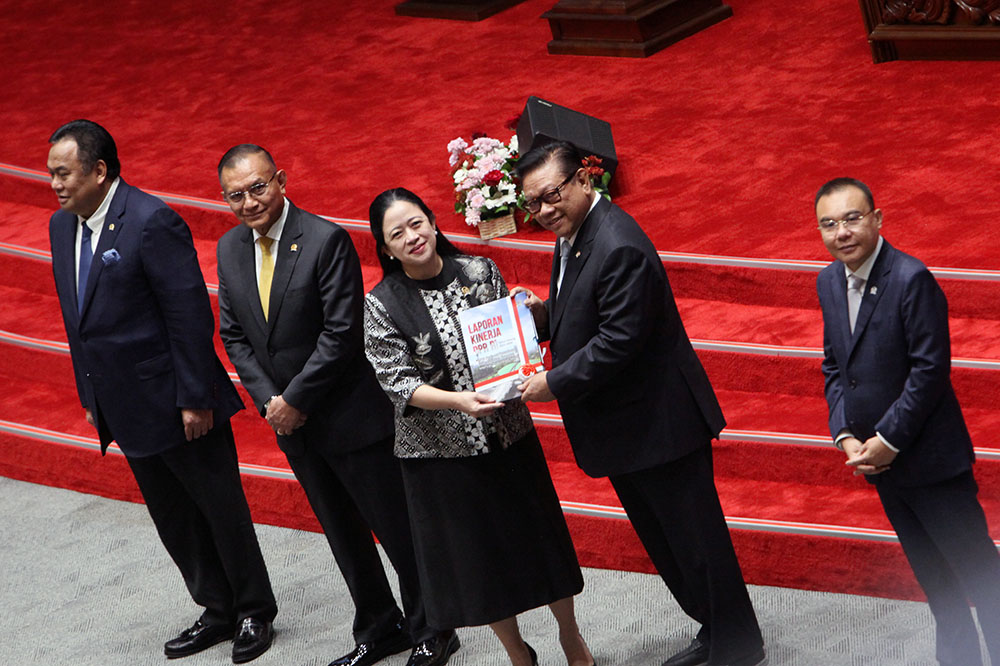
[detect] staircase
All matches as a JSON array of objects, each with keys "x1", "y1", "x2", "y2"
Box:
[{"x1": 3, "y1": 163, "x2": 1000, "y2": 602}]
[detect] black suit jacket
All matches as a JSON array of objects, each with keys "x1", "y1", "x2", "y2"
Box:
[
  {"x1": 818, "y1": 239, "x2": 973, "y2": 487},
  {"x1": 49, "y1": 180, "x2": 243, "y2": 457},
  {"x1": 217, "y1": 201, "x2": 393, "y2": 456},
  {"x1": 544, "y1": 197, "x2": 726, "y2": 478}
]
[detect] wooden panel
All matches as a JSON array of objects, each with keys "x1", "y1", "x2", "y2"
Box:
[
  {"x1": 858, "y1": 0, "x2": 1000, "y2": 62},
  {"x1": 395, "y1": 0, "x2": 526, "y2": 21},
  {"x1": 542, "y1": 0, "x2": 732, "y2": 57}
]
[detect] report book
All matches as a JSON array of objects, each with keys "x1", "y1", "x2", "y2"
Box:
[{"x1": 459, "y1": 292, "x2": 544, "y2": 402}]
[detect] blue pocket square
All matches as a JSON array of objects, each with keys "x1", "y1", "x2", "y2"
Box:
[{"x1": 102, "y1": 249, "x2": 121, "y2": 265}]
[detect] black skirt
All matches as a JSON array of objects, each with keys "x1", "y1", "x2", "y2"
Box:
[{"x1": 400, "y1": 430, "x2": 584, "y2": 628}]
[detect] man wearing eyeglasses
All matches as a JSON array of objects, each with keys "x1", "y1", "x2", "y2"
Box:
[
  {"x1": 513, "y1": 141, "x2": 765, "y2": 666},
  {"x1": 816, "y1": 177, "x2": 1000, "y2": 665},
  {"x1": 215, "y1": 145, "x2": 456, "y2": 666},
  {"x1": 46, "y1": 121, "x2": 277, "y2": 663}
]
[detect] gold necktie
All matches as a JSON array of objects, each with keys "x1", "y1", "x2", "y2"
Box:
[{"x1": 258, "y1": 236, "x2": 274, "y2": 320}]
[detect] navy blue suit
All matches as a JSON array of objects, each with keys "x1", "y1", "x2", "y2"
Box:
[
  {"x1": 819, "y1": 239, "x2": 1000, "y2": 665},
  {"x1": 543, "y1": 197, "x2": 762, "y2": 664},
  {"x1": 49, "y1": 179, "x2": 276, "y2": 627}
]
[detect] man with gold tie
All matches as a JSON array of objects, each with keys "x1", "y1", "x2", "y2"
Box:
[{"x1": 215, "y1": 145, "x2": 455, "y2": 666}]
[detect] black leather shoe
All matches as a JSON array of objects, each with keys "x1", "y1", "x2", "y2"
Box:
[
  {"x1": 329, "y1": 628, "x2": 412, "y2": 666},
  {"x1": 662, "y1": 638, "x2": 709, "y2": 666},
  {"x1": 405, "y1": 630, "x2": 460, "y2": 666},
  {"x1": 232, "y1": 617, "x2": 273, "y2": 664},
  {"x1": 164, "y1": 619, "x2": 235, "y2": 659}
]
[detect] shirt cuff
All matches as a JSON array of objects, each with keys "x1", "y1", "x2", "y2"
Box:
[
  {"x1": 876, "y1": 431, "x2": 899, "y2": 453},
  {"x1": 833, "y1": 430, "x2": 853, "y2": 451}
]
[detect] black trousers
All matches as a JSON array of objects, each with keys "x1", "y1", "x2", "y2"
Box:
[
  {"x1": 609, "y1": 445, "x2": 763, "y2": 665},
  {"x1": 878, "y1": 471, "x2": 1000, "y2": 666},
  {"x1": 125, "y1": 421, "x2": 277, "y2": 628},
  {"x1": 285, "y1": 436, "x2": 432, "y2": 643}
]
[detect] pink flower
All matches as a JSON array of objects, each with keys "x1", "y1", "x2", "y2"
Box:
[
  {"x1": 470, "y1": 137, "x2": 502, "y2": 155},
  {"x1": 468, "y1": 190, "x2": 486, "y2": 209},
  {"x1": 447, "y1": 137, "x2": 469, "y2": 166}
]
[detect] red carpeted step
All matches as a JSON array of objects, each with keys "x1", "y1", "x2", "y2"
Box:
[
  {"x1": 5, "y1": 245, "x2": 1000, "y2": 447},
  {"x1": 6, "y1": 176, "x2": 999, "y2": 364}
]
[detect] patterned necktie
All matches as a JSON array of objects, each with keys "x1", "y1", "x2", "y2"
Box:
[
  {"x1": 556, "y1": 240, "x2": 572, "y2": 296},
  {"x1": 78, "y1": 221, "x2": 93, "y2": 314},
  {"x1": 847, "y1": 273, "x2": 865, "y2": 334},
  {"x1": 258, "y1": 236, "x2": 274, "y2": 320}
]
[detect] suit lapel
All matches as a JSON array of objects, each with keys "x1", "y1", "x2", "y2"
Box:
[
  {"x1": 827, "y1": 267, "x2": 851, "y2": 357},
  {"x1": 550, "y1": 197, "x2": 604, "y2": 338},
  {"x1": 52, "y1": 211, "x2": 80, "y2": 324},
  {"x1": 79, "y1": 182, "x2": 128, "y2": 321},
  {"x1": 849, "y1": 241, "x2": 893, "y2": 356},
  {"x1": 264, "y1": 204, "x2": 303, "y2": 335}
]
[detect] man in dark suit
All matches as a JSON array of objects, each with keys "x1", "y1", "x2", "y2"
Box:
[
  {"x1": 816, "y1": 177, "x2": 1000, "y2": 666},
  {"x1": 215, "y1": 144, "x2": 455, "y2": 666},
  {"x1": 46, "y1": 120, "x2": 276, "y2": 663},
  {"x1": 514, "y1": 141, "x2": 764, "y2": 666}
]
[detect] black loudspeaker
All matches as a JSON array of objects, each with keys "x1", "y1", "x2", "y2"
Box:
[{"x1": 516, "y1": 96, "x2": 617, "y2": 179}]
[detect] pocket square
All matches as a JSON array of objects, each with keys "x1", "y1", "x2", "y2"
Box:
[{"x1": 102, "y1": 249, "x2": 121, "y2": 265}]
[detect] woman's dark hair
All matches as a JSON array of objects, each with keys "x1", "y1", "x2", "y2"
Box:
[{"x1": 368, "y1": 188, "x2": 462, "y2": 276}]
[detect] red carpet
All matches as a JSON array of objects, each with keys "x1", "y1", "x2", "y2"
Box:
[{"x1": 3, "y1": 0, "x2": 1000, "y2": 602}]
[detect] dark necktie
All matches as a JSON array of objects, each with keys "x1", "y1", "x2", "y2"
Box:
[{"x1": 78, "y1": 221, "x2": 93, "y2": 314}]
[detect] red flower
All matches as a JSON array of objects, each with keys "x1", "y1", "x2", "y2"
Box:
[
  {"x1": 482, "y1": 170, "x2": 504, "y2": 187},
  {"x1": 505, "y1": 114, "x2": 522, "y2": 130},
  {"x1": 582, "y1": 155, "x2": 604, "y2": 179}
]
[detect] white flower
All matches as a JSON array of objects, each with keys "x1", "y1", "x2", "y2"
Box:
[
  {"x1": 509, "y1": 135, "x2": 519, "y2": 154},
  {"x1": 453, "y1": 169, "x2": 467, "y2": 184}
]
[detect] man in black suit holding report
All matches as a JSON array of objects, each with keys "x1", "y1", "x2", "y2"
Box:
[{"x1": 514, "y1": 141, "x2": 764, "y2": 666}]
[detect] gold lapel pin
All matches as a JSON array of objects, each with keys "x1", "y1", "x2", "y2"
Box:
[
  {"x1": 290, "y1": 243, "x2": 299, "y2": 252},
  {"x1": 575, "y1": 251, "x2": 581, "y2": 258},
  {"x1": 109, "y1": 223, "x2": 115, "y2": 231},
  {"x1": 461, "y1": 286, "x2": 470, "y2": 294}
]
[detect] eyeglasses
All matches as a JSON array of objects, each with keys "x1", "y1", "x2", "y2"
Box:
[
  {"x1": 223, "y1": 172, "x2": 277, "y2": 204},
  {"x1": 522, "y1": 171, "x2": 578, "y2": 214},
  {"x1": 818, "y1": 210, "x2": 875, "y2": 233}
]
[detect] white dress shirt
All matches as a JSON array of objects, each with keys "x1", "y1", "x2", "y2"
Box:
[{"x1": 74, "y1": 177, "x2": 121, "y2": 290}]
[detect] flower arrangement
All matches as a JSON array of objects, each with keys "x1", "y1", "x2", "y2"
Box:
[
  {"x1": 582, "y1": 154, "x2": 612, "y2": 202},
  {"x1": 447, "y1": 133, "x2": 520, "y2": 229}
]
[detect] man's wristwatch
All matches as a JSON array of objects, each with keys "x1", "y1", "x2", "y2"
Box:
[{"x1": 263, "y1": 395, "x2": 279, "y2": 412}]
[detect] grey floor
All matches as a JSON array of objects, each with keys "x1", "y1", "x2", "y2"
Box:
[{"x1": 0, "y1": 475, "x2": 965, "y2": 666}]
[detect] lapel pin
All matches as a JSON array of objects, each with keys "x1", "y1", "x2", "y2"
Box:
[
  {"x1": 461, "y1": 286, "x2": 470, "y2": 295},
  {"x1": 290, "y1": 243, "x2": 298, "y2": 252},
  {"x1": 109, "y1": 223, "x2": 115, "y2": 231},
  {"x1": 575, "y1": 251, "x2": 581, "y2": 258},
  {"x1": 870, "y1": 286, "x2": 877, "y2": 295}
]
